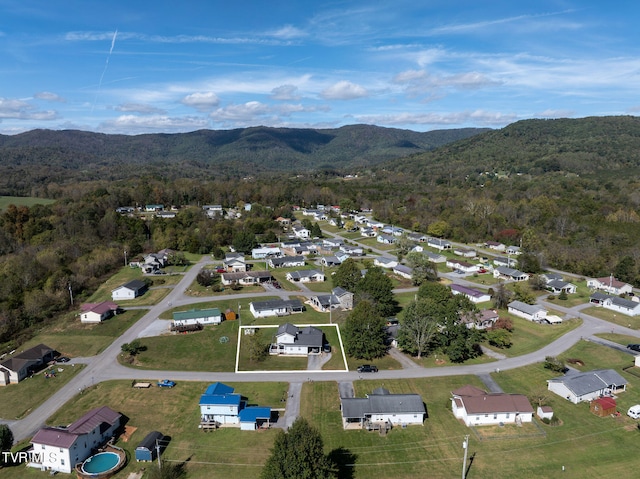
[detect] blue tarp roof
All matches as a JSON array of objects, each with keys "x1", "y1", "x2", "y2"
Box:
[{"x1": 238, "y1": 407, "x2": 271, "y2": 422}]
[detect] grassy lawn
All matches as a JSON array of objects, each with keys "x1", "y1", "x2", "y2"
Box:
[
  {"x1": 0, "y1": 364, "x2": 85, "y2": 420},
  {"x1": 126, "y1": 320, "x2": 239, "y2": 371},
  {"x1": 19, "y1": 309, "x2": 147, "y2": 357},
  {"x1": 86, "y1": 266, "x2": 172, "y2": 305},
  {"x1": 580, "y1": 305, "x2": 640, "y2": 330},
  {"x1": 596, "y1": 332, "x2": 640, "y2": 348},
  {"x1": 0, "y1": 196, "x2": 55, "y2": 210}
]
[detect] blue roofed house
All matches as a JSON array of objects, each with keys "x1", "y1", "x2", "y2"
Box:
[
  {"x1": 199, "y1": 383, "x2": 271, "y2": 430},
  {"x1": 239, "y1": 407, "x2": 272, "y2": 430}
]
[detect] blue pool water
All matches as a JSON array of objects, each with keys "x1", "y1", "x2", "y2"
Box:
[{"x1": 81, "y1": 452, "x2": 120, "y2": 474}]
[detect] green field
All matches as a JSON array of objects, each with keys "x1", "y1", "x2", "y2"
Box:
[{"x1": 0, "y1": 196, "x2": 55, "y2": 210}]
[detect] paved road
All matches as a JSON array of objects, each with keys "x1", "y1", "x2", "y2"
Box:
[{"x1": 4, "y1": 241, "x2": 640, "y2": 443}]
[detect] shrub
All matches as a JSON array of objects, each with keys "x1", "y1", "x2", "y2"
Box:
[{"x1": 544, "y1": 356, "x2": 566, "y2": 373}]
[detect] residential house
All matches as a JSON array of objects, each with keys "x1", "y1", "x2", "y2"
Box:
[
  {"x1": 286, "y1": 270, "x2": 325, "y2": 283},
  {"x1": 111, "y1": 279, "x2": 148, "y2": 301},
  {"x1": 173, "y1": 308, "x2": 223, "y2": 327},
  {"x1": 505, "y1": 245, "x2": 522, "y2": 255},
  {"x1": 493, "y1": 266, "x2": 529, "y2": 282},
  {"x1": 393, "y1": 264, "x2": 413, "y2": 280},
  {"x1": 268, "y1": 255, "x2": 306, "y2": 268},
  {"x1": 223, "y1": 253, "x2": 247, "y2": 272},
  {"x1": 485, "y1": 241, "x2": 505, "y2": 251},
  {"x1": 269, "y1": 323, "x2": 324, "y2": 355},
  {"x1": 547, "y1": 369, "x2": 628, "y2": 404},
  {"x1": 451, "y1": 385, "x2": 533, "y2": 427},
  {"x1": 360, "y1": 227, "x2": 377, "y2": 237},
  {"x1": 446, "y1": 259, "x2": 480, "y2": 274},
  {"x1": 155, "y1": 211, "x2": 176, "y2": 219},
  {"x1": 340, "y1": 387, "x2": 426, "y2": 429},
  {"x1": 507, "y1": 301, "x2": 548, "y2": 322},
  {"x1": 0, "y1": 344, "x2": 56, "y2": 386},
  {"x1": 323, "y1": 238, "x2": 344, "y2": 249},
  {"x1": 292, "y1": 224, "x2": 311, "y2": 239},
  {"x1": 202, "y1": 205, "x2": 223, "y2": 218},
  {"x1": 424, "y1": 251, "x2": 447, "y2": 263},
  {"x1": 199, "y1": 382, "x2": 242, "y2": 425},
  {"x1": 493, "y1": 256, "x2": 518, "y2": 268},
  {"x1": 460, "y1": 309, "x2": 499, "y2": 330},
  {"x1": 80, "y1": 301, "x2": 119, "y2": 323},
  {"x1": 249, "y1": 299, "x2": 304, "y2": 318},
  {"x1": 407, "y1": 233, "x2": 428, "y2": 243},
  {"x1": 239, "y1": 407, "x2": 272, "y2": 431},
  {"x1": 310, "y1": 287, "x2": 355, "y2": 312},
  {"x1": 427, "y1": 237, "x2": 452, "y2": 251},
  {"x1": 251, "y1": 246, "x2": 282, "y2": 259},
  {"x1": 340, "y1": 245, "x2": 364, "y2": 256},
  {"x1": 220, "y1": 271, "x2": 272, "y2": 286},
  {"x1": 450, "y1": 284, "x2": 491, "y2": 304},
  {"x1": 320, "y1": 255, "x2": 343, "y2": 267},
  {"x1": 145, "y1": 204, "x2": 164, "y2": 212},
  {"x1": 29, "y1": 406, "x2": 121, "y2": 474},
  {"x1": 453, "y1": 247, "x2": 477, "y2": 258},
  {"x1": 589, "y1": 293, "x2": 640, "y2": 316},
  {"x1": 541, "y1": 272, "x2": 564, "y2": 283},
  {"x1": 546, "y1": 279, "x2": 577, "y2": 295},
  {"x1": 377, "y1": 234, "x2": 397, "y2": 245},
  {"x1": 587, "y1": 275, "x2": 633, "y2": 295},
  {"x1": 374, "y1": 257, "x2": 398, "y2": 269}
]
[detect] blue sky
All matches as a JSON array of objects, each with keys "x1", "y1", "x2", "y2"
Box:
[{"x1": 1, "y1": 0, "x2": 639, "y2": 135}]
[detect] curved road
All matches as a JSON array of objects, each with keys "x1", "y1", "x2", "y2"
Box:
[{"x1": 4, "y1": 248, "x2": 640, "y2": 443}]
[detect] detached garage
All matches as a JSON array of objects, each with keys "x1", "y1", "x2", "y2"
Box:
[{"x1": 135, "y1": 431, "x2": 164, "y2": 462}]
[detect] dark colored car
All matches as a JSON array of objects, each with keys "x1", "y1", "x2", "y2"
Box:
[
  {"x1": 627, "y1": 344, "x2": 640, "y2": 352},
  {"x1": 56, "y1": 356, "x2": 70, "y2": 363},
  {"x1": 357, "y1": 365, "x2": 378, "y2": 373}
]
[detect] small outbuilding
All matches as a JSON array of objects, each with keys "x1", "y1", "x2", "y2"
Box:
[
  {"x1": 135, "y1": 431, "x2": 165, "y2": 462},
  {"x1": 590, "y1": 397, "x2": 617, "y2": 417}
]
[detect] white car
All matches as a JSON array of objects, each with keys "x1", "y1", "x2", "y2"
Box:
[{"x1": 627, "y1": 405, "x2": 640, "y2": 419}]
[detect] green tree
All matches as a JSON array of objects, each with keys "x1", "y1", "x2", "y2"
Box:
[
  {"x1": 614, "y1": 255, "x2": 636, "y2": 285},
  {"x1": 427, "y1": 220, "x2": 450, "y2": 238},
  {"x1": 355, "y1": 266, "x2": 396, "y2": 316},
  {"x1": 518, "y1": 252, "x2": 542, "y2": 274},
  {"x1": 0, "y1": 424, "x2": 13, "y2": 453},
  {"x1": 397, "y1": 298, "x2": 438, "y2": 358},
  {"x1": 232, "y1": 230, "x2": 258, "y2": 254},
  {"x1": 311, "y1": 222, "x2": 323, "y2": 238},
  {"x1": 196, "y1": 269, "x2": 218, "y2": 287},
  {"x1": 247, "y1": 330, "x2": 268, "y2": 362},
  {"x1": 261, "y1": 417, "x2": 336, "y2": 479},
  {"x1": 332, "y1": 258, "x2": 361, "y2": 292},
  {"x1": 485, "y1": 328, "x2": 512, "y2": 348},
  {"x1": 512, "y1": 282, "x2": 536, "y2": 304},
  {"x1": 405, "y1": 251, "x2": 438, "y2": 285},
  {"x1": 544, "y1": 356, "x2": 566, "y2": 373},
  {"x1": 491, "y1": 282, "x2": 512, "y2": 309},
  {"x1": 121, "y1": 339, "x2": 146, "y2": 356},
  {"x1": 344, "y1": 300, "x2": 388, "y2": 360}
]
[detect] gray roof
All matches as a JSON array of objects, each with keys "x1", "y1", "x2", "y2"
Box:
[
  {"x1": 548, "y1": 369, "x2": 628, "y2": 397},
  {"x1": 610, "y1": 296, "x2": 640, "y2": 309},
  {"x1": 341, "y1": 388, "x2": 425, "y2": 419},
  {"x1": 496, "y1": 266, "x2": 527, "y2": 277},
  {"x1": 252, "y1": 299, "x2": 303, "y2": 312},
  {"x1": 270, "y1": 255, "x2": 305, "y2": 266},
  {"x1": 276, "y1": 323, "x2": 323, "y2": 347},
  {"x1": 508, "y1": 300, "x2": 545, "y2": 315}
]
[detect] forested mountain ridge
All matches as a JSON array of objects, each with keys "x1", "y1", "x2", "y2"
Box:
[
  {"x1": 379, "y1": 116, "x2": 640, "y2": 182},
  {"x1": 0, "y1": 124, "x2": 487, "y2": 191}
]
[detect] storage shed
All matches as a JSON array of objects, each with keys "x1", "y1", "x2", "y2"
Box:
[
  {"x1": 135, "y1": 431, "x2": 164, "y2": 462},
  {"x1": 590, "y1": 397, "x2": 616, "y2": 417}
]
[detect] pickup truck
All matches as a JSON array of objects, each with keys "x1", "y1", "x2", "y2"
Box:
[{"x1": 157, "y1": 379, "x2": 176, "y2": 388}]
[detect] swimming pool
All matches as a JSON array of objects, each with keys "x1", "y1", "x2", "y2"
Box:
[{"x1": 81, "y1": 452, "x2": 121, "y2": 475}]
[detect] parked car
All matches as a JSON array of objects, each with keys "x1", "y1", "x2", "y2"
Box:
[
  {"x1": 157, "y1": 379, "x2": 176, "y2": 388},
  {"x1": 56, "y1": 356, "x2": 70, "y2": 363},
  {"x1": 357, "y1": 365, "x2": 378, "y2": 373},
  {"x1": 628, "y1": 404, "x2": 640, "y2": 419},
  {"x1": 627, "y1": 344, "x2": 640, "y2": 352}
]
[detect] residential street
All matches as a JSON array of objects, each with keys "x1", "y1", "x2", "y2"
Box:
[{"x1": 3, "y1": 241, "x2": 640, "y2": 443}]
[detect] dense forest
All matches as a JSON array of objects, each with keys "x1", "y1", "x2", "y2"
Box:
[{"x1": 1, "y1": 116, "x2": 640, "y2": 350}]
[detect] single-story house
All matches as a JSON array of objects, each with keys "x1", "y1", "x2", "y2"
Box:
[
  {"x1": 407, "y1": 233, "x2": 428, "y2": 243},
  {"x1": 80, "y1": 301, "x2": 120, "y2": 323},
  {"x1": 537, "y1": 406, "x2": 554, "y2": 420},
  {"x1": 309, "y1": 287, "x2": 354, "y2": 312},
  {"x1": 360, "y1": 227, "x2": 377, "y2": 237},
  {"x1": 320, "y1": 255, "x2": 343, "y2": 267},
  {"x1": 493, "y1": 256, "x2": 518, "y2": 268},
  {"x1": 249, "y1": 299, "x2": 304, "y2": 318},
  {"x1": 393, "y1": 264, "x2": 413, "y2": 280},
  {"x1": 111, "y1": 279, "x2": 148, "y2": 301},
  {"x1": 493, "y1": 266, "x2": 529, "y2": 282},
  {"x1": 374, "y1": 257, "x2": 398, "y2": 269},
  {"x1": 323, "y1": 238, "x2": 344, "y2": 248},
  {"x1": 450, "y1": 284, "x2": 491, "y2": 304},
  {"x1": 424, "y1": 251, "x2": 447, "y2": 263},
  {"x1": 268, "y1": 255, "x2": 306, "y2": 268},
  {"x1": 599, "y1": 295, "x2": 640, "y2": 317},
  {"x1": 223, "y1": 253, "x2": 247, "y2": 272},
  {"x1": 451, "y1": 385, "x2": 533, "y2": 427},
  {"x1": 173, "y1": 308, "x2": 223, "y2": 327},
  {"x1": 453, "y1": 247, "x2": 477, "y2": 258},
  {"x1": 269, "y1": 323, "x2": 324, "y2": 355},
  {"x1": 427, "y1": 237, "x2": 451, "y2": 251},
  {"x1": 145, "y1": 204, "x2": 164, "y2": 212},
  {"x1": 29, "y1": 406, "x2": 121, "y2": 474},
  {"x1": 541, "y1": 272, "x2": 563, "y2": 283},
  {"x1": 547, "y1": 369, "x2": 627, "y2": 404},
  {"x1": 506, "y1": 245, "x2": 521, "y2": 255},
  {"x1": 340, "y1": 245, "x2": 364, "y2": 256},
  {"x1": 587, "y1": 276, "x2": 633, "y2": 295},
  {"x1": 485, "y1": 241, "x2": 505, "y2": 252},
  {"x1": 135, "y1": 431, "x2": 164, "y2": 462},
  {"x1": 286, "y1": 270, "x2": 325, "y2": 283},
  {"x1": 292, "y1": 225, "x2": 311, "y2": 239},
  {"x1": 507, "y1": 301, "x2": 547, "y2": 322},
  {"x1": 221, "y1": 271, "x2": 272, "y2": 286},
  {"x1": 340, "y1": 387, "x2": 425, "y2": 429},
  {"x1": 0, "y1": 343, "x2": 56, "y2": 386},
  {"x1": 377, "y1": 234, "x2": 397, "y2": 245},
  {"x1": 546, "y1": 279, "x2": 577, "y2": 295},
  {"x1": 446, "y1": 259, "x2": 480, "y2": 274},
  {"x1": 251, "y1": 246, "x2": 282, "y2": 259},
  {"x1": 155, "y1": 211, "x2": 176, "y2": 219},
  {"x1": 460, "y1": 309, "x2": 499, "y2": 330}
]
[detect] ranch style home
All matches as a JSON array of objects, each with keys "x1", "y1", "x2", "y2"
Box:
[
  {"x1": 587, "y1": 275, "x2": 633, "y2": 295},
  {"x1": 249, "y1": 299, "x2": 304, "y2": 318},
  {"x1": 340, "y1": 387, "x2": 426, "y2": 429},
  {"x1": 29, "y1": 406, "x2": 121, "y2": 474},
  {"x1": 79, "y1": 301, "x2": 120, "y2": 323},
  {"x1": 172, "y1": 308, "x2": 223, "y2": 327},
  {"x1": 111, "y1": 279, "x2": 148, "y2": 301},
  {"x1": 451, "y1": 385, "x2": 534, "y2": 427},
  {"x1": 221, "y1": 271, "x2": 272, "y2": 286},
  {"x1": 507, "y1": 301, "x2": 548, "y2": 322},
  {"x1": 286, "y1": 269, "x2": 325, "y2": 283},
  {"x1": 547, "y1": 369, "x2": 628, "y2": 404},
  {"x1": 450, "y1": 284, "x2": 491, "y2": 304},
  {"x1": 269, "y1": 323, "x2": 324, "y2": 356},
  {"x1": 0, "y1": 343, "x2": 56, "y2": 385},
  {"x1": 590, "y1": 292, "x2": 640, "y2": 316}
]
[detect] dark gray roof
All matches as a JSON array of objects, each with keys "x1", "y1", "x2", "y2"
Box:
[
  {"x1": 508, "y1": 300, "x2": 545, "y2": 315},
  {"x1": 610, "y1": 296, "x2": 639, "y2": 309},
  {"x1": 276, "y1": 323, "x2": 323, "y2": 347},
  {"x1": 137, "y1": 431, "x2": 164, "y2": 451},
  {"x1": 270, "y1": 255, "x2": 305, "y2": 266},
  {"x1": 341, "y1": 389, "x2": 425, "y2": 419},
  {"x1": 252, "y1": 299, "x2": 303, "y2": 312},
  {"x1": 548, "y1": 369, "x2": 628, "y2": 396},
  {"x1": 121, "y1": 279, "x2": 147, "y2": 291}
]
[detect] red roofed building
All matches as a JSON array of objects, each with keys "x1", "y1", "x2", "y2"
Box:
[
  {"x1": 590, "y1": 397, "x2": 617, "y2": 417},
  {"x1": 80, "y1": 301, "x2": 120, "y2": 323},
  {"x1": 451, "y1": 385, "x2": 534, "y2": 427}
]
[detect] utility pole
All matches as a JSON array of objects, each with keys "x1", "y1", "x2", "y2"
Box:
[
  {"x1": 156, "y1": 438, "x2": 162, "y2": 470},
  {"x1": 68, "y1": 282, "x2": 74, "y2": 306},
  {"x1": 461, "y1": 434, "x2": 469, "y2": 479},
  {"x1": 124, "y1": 250, "x2": 127, "y2": 267}
]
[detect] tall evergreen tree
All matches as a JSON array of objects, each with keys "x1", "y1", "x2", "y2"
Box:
[{"x1": 0, "y1": 424, "x2": 13, "y2": 456}]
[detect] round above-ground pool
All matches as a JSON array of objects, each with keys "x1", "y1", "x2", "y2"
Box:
[{"x1": 81, "y1": 452, "x2": 121, "y2": 475}]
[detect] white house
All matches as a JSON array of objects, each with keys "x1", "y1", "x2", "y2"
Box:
[
  {"x1": 587, "y1": 276, "x2": 633, "y2": 295},
  {"x1": 221, "y1": 271, "x2": 272, "y2": 286},
  {"x1": 374, "y1": 257, "x2": 398, "y2": 269},
  {"x1": 249, "y1": 299, "x2": 304, "y2": 318},
  {"x1": 450, "y1": 284, "x2": 491, "y2": 304},
  {"x1": 268, "y1": 256, "x2": 306, "y2": 268},
  {"x1": 292, "y1": 225, "x2": 311, "y2": 239},
  {"x1": 340, "y1": 387, "x2": 426, "y2": 429},
  {"x1": 0, "y1": 344, "x2": 55, "y2": 386},
  {"x1": 460, "y1": 309, "x2": 499, "y2": 330},
  {"x1": 377, "y1": 234, "x2": 396, "y2": 245},
  {"x1": 269, "y1": 323, "x2": 324, "y2": 355},
  {"x1": 547, "y1": 369, "x2": 628, "y2": 404},
  {"x1": 286, "y1": 270, "x2": 325, "y2": 283},
  {"x1": 597, "y1": 295, "x2": 640, "y2": 317},
  {"x1": 199, "y1": 382, "x2": 242, "y2": 425},
  {"x1": 80, "y1": 301, "x2": 119, "y2": 323},
  {"x1": 251, "y1": 246, "x2": 282, "y2": 259},
  {"x1": 451, "y1": 385, "x2": 533, "y2": 427},
  {"x1": 485, "y1": 241, "x2": 505, "y2": 251},
  {"x1": 111, "y1": 279, "x2": 148, "y2": 301},
  {"x1": 507, "y1": 301, "x2": 547, "y2": 322},
  {"x1": 493, "y1": 266, "x2": 529, "y2": 282},
  {"x1": 453, "y1": 247, "x2": 477, "y2": 258},
  {"x1": 29, "y1": 406, "x2": 121, "y2": 474},
  {"x1": 393, "y1": 264, "x2": 413, "y2": 280},
  {"x1": 223, "y1": 253, "x2": 247, "y2": 272},
  {"x1": 173, "y1": 308, "x2": 223, "y2": 326},
  {"x1": 546, "y1": 279, "x2": 577, "y2": 295},
  {"x1": 446, "y1": 259, "x2": 480, "y2": 274},
  {"x1": 427, "y1": 237, "x2": 451, "y2": 251},
  {"x1": 424, "y1": 251, "x2": 447, "y2": 263}
]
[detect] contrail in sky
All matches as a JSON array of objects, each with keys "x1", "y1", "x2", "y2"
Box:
[{"x1": 92, "y1": 29, "x2": 118, "y2": 112}]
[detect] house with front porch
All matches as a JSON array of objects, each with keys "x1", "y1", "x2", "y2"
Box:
[
  {"x1": 451, "y1": 385, "x2": 533, "y2": 427},
  {"x1": 377, "y1": 234, "x2": 396, "y2": 245},
  {"x1": 590, "y1": 294, "x2": 640, "y2": 316},
  {"x1": 173, "y1": 308, "x2": 223, "y2": 327},
  {"x1": 547, "y1": 369, "x2": 628, "y2": 404},
  {"x1": 587, "y1": 276, "x2": 633, "y2": 295},
  {"x1": 220, "y1": 271, "x2": 272, "y2": 286},
  {"x1": 269, "y1": 323, "x2": 324, "y2": 355},
  {"x1": 460, "y1": 309, "x2": 499, "y2": 330},
  {"x1": 223, "y1": 253, "x2": 247, "y2": 272},
  {"x1": 268, "y1": 255, "x2": 306, "y2": 268},
  {"x1": 340, "y1": 387, "x2": 425, "y2": 429},
  {"x1": 0, "y1": 344, "x2": 56, "y2": 386},
  {"x1": 427, "y1": 237, "x2": 451, "y2": 251},
  {"x1": 446, "y1": 259, "x2": 480, "y2": 274},
  {"x1": 453, "y1": 247, "x2": 477, "y2": 258},
  {"x1": 507, "y1": 301, "x2": 547, "y2": 322},
  {"x1": 286, "y1": 270, "x2": 325, "y2": 283},
  {"x1": 493, "y1": 266, "x2": 529, "y2": 281},
  {"x1": 249, "y1": 299, "x2": 304, "y2": 318}
]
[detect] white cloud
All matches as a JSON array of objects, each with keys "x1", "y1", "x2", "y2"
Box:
[
  {"x1": 393, "y1": 69, "x2": 500, "y2": 98},
  {"x1": 321, "y1": 81, "x2": 369, "y2": 100},
  {"x1": 268, "y1": 25, "x2": 306, "y2": 39},
  {"x1": 100, "y1": 114, "x2": 209, "y2": 133},
  {"x1": 181, "y1": 92, "x2": 220, "y2": 111},
  {"x1": 0, "y1": 97, "x2": 58, "y2": 120},
  {"x1": 34, "y1": 91, "x2": 65, "y2": 102},
  {"x1": 271, "y1": 84, "x2": 301, "y2": 101},
  {"x1": 534, "y1": 109, "x2": 575, "y2": 118},
  {"x1": 114, "y1": 103, "x2": 166, "y2": 115},
  {"x1": 357, "y1": 110, "x2": 517, "y2": 127},
  {"x1": 210, "y1": 101, "x2": 271, "y2": 121}
]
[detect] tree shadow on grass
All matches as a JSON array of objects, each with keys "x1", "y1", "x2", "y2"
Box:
[{"x1": 328, "y1": 447, "x2": 357, "y2": 479}]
